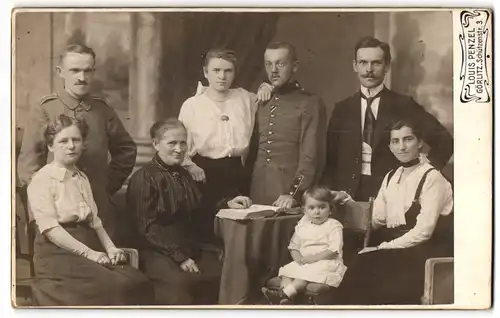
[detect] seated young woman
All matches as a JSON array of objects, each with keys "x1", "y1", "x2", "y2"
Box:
[
  {"x1": 126, "y1": 118, "x2": 252, "y2": 305},
  {"x1": 27, "y1": 114, "x2": 153, "y2": 306},
  {"x1": 332, "y1": 118, "x2": 454, "y2": 305}
]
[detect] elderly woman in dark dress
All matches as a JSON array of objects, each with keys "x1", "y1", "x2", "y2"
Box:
[
  {"x1": 126, "y1": 118, "x2": 252, "y2": 305},
  {"x1": 27, "y1": 114, "x2": 152, "y2": 306},
  {"x1": 332, "y1": 118, "x2": 454, "y2": 305}
]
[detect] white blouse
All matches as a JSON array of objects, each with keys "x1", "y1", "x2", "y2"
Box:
[
  {"x1": 178, "y1": 87, "x2": 258, "y2": 167},
  {"x1": 27, "y1": 163, "x2": 103, "y2": 233},
  {"x1": 372, "y1": 161, "x2": 453, "y2": 249}
]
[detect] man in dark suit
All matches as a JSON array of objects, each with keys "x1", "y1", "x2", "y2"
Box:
[{"x1": 322, "y1": 36, "x2": 453, "y2": 201}]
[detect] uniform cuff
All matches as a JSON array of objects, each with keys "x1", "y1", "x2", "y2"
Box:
[{"x1": 286, "y1": 175, "x2": 305, "y2": 199}]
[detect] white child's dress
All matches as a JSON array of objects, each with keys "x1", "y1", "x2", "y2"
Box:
[{"x1": 278, "y1": 217, "x2": 348, "y2": 287}]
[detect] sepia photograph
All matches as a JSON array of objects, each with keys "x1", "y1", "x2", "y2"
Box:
[{"x1": 11, "y1": 7, "x2": 492, "y2": 309}]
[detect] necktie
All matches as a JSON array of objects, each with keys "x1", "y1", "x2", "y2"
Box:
[{"x1": 361, "y1": 90, "x2": 382, "y2": 146}]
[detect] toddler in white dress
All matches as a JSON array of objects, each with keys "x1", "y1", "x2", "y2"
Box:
[{"x1": 262, "y1": 186, "x2": 347, "y2": 304}]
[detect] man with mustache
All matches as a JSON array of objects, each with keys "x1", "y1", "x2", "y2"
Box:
[
  {"x1": 247, "y1": 42, "x2": 327, "y2": 208},
  {"x1": 322, "y1": 36, "x2": 453, "y2": 201},
  {"x1": 18, "y1": 44, "x2": 137, "y2": 241}
]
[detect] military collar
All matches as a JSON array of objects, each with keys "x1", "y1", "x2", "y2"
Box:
[
  {"x1": 44, "y1": 163, "x2": 85, "y2": 182},
  {"x1": 57, "y1": 89, "x2": 93, "y2": 111},
  {"x1": 274, "y1": 80, "x2": 302, "y2": 95}
]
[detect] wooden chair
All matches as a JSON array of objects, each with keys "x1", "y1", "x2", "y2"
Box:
[
  {"x1": 421, "y1": 257, "x2": 454, "y2": 305},
  {"x1": 15, "y1": 186, "x2": 36, "y2": 306},
  {"x1": 264, "y1": 198, "x2": 375, "y2": 305}
]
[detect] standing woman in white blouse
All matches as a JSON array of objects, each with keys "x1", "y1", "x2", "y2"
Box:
[
  {"x1": 178, "y1": 48, "x2": 270, "y2": 242},
  {"x1": 332, "y1": 118, "x2": 453, "y2": 305},
  {"x1": 27, "y1": 114, "x2": 152, "y2": 306}
]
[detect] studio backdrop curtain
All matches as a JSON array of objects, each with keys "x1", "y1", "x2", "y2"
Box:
[{"x1": 157, "y1": 12, "x2": 280, "y2": 119}]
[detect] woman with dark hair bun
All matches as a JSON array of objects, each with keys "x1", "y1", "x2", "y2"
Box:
[
  {"x1": 27, "y1": 114, "x2": 152, "y2": 306},
  {"x1": 332, "y1": 118, "x2": 454, "y2": 305}
]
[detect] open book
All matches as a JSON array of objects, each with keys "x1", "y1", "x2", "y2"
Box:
[{"x1": 216, "y1": 204, "x2": 284, "y2": 220}]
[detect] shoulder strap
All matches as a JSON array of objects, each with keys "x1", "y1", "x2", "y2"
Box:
[
  {"x1": 386, "y1": 169, "x2": 397, "y2": 186},
  {"x1": 413, "y1": 168, "x2": 436, "y2": 202},
  {"x1": 91, "y1": 96, "x2": 111, "y2": 107},
  {"x1": 39, "y1": 93, "x2": 58, "y2": 105}
]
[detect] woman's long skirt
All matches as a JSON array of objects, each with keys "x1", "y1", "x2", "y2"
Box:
[
  {"x1": 32, "y1": 223, "x2": 154, "y2": 306},
  {"x1": 335, "y1": 228, "x2": 452, "y2": 305}
]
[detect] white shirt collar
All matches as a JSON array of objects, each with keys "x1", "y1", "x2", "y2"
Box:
[
  {"x1": 45, "y1": 163, "x2": 84, "y2": 181},
  {"x1": 360, "y1": 83, "x2": 385, "y2": 98}
]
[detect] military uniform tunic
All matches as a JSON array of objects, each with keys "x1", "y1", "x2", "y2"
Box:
[{"x1": 248, "y1": 81, "x2": 327, "y2": 205}]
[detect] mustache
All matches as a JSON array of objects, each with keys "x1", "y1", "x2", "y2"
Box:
[
  {"x1": 362, "y1": 73, "x2": 376, "y2": 78},
  {"x1": 75, "y1": 81, "x2": 88, "y2": 85}
]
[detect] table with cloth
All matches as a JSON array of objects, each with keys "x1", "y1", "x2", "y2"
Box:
[{"x1": 214, "y1": 214, "x2": 302, "y2": 304}]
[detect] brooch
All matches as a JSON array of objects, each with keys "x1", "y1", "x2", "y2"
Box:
[{"x1": 220, "y1": 115, "x2": 230, "y2": 121}]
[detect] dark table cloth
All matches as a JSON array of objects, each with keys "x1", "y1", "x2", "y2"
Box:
[{"x1": 214, "y1": 214, "x2": 302, "y2": 304}]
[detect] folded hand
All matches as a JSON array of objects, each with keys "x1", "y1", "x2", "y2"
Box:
[
  {"x1": 180, "y1": 258, "x2": 201, "y2": 274},
  {"x1": 87, "y1": 250, "x2": 112, "y2": 266},
  {"x1": 107, "y1": 247, "x2": 127, "y2": 265}
]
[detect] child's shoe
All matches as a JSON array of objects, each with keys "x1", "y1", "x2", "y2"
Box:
[
  {"x1": 261, "y1": 287, "x2": 285, "y2": 305},
  {"x1": 279, "y1": 297, "x2": 294, "y2": 305}
]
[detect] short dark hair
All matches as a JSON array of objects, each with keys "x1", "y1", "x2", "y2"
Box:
[
  {"x1": 59, "y1": 44, "x2": 96, "y2": 65},
  {"x1": 388, "y1": 117, "x2": 423, "y2": 141},
  {"x1": 204, "y1": 48, "x2": 238, "y2": 73},
  {"x1": 265, "y1": 41, "x2": 298, "y2": 62},
  {"x1": 44, "y1": 114, "x2": 89, "y2": 147},
  {"x1": 302, "y1": 186, "x2": 335, "y2": 210},
  {"x1": 354, "y1": 36, "x2": 392, "y2": 64},
  {"x1": 149, "y1": 118, "x2": 186, "y2": 140}
]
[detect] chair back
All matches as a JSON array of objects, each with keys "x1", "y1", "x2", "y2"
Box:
[
  {"x1": 338, "y1": 197, "x2": 374, "y2": 249},
  {"x1": 422, "y1": 257, "x2": 454, "y2": 305},
  {"x1": 16, "y1": 185, "x2": 35, "y2": 278}
]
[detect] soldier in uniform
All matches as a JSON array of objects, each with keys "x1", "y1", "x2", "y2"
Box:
[
  {"x1": 248, "y1": 42, "x2": 327, "y2": 207},
  {"x1": 17, "y1": 44, "x2": 137, "y2": 241}
]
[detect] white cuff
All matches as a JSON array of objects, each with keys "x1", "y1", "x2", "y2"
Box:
[
  {"x1": 339, "y1": 191, "x2": 353, "y2": 205},
  {"x1": 378, "y1": 241, "x2": 397, "y2": 249}
]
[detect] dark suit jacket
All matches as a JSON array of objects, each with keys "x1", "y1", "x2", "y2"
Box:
[{"x1": 322, "y1": 87, "x2": 453, "y2": 200}]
